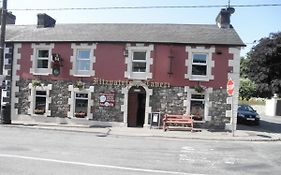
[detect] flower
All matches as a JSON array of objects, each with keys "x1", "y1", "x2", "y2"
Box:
[
  {"x1": 193, "y1": 85, "x2": 205, "y2": 93},
  {"x1": 74, "y1": 81, "x2": 84, "y2": 89},
  {"x1": 32, "y1": 80, "x2": 41, "y2": 87}
]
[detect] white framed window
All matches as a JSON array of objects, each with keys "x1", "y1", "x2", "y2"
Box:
[
  {"x1": 68, "y1": 85, "x2": 94, "y2": 119},
  {"x1": 74, "y1": 92, "x2": 88, "y2": 118},
  {"x1": 30, "y1": 43, "x2": 54, "y2": 75},
  {"x1": 76, "y1": 49, "x2": 91, "y2": 74},
  {"x1": 132, "y1": 51, "x2": 147, "y2": 72},
  {"x1": 70, "y1": 43, "x2": 96, "y2": 77},
  {"x1": 190, "y1": 94, "x2": 205, "y2": 121},
  {"x1": 192, "y1": 53, "x2": 207, "y2": 76},
  {"x1": 185, "y1": 46, "x2": 215, "y2": 81},
  {"x1": 34, "y1": 90, "x2": 47, "y2": 115},
  {"x1": 125, "y1": 44, "x2": 153, "y2": 80},
  {"x1": 28, "y1": 83, "x2": 52, "y2": 116}
]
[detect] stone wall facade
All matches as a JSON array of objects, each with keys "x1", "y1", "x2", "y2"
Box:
[{"x1": 15, "y1": 79, "x2": 230, "y2": 129}]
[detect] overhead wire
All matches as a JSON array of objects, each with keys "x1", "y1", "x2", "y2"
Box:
[{"x1": 8, "y1": 4, "x2": 281, "y2": 11}]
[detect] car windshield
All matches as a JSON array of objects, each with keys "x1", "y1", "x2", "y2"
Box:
[{"x1": 238, "y1": 105, "x2": 255, "y2": 112}]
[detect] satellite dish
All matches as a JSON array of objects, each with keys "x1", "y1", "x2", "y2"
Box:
[{"x1": 227, "y1": 7, "x2": 235, "y2": 14}]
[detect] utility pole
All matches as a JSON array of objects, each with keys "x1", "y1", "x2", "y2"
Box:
[{"x1": 0, "y1": 0, "x2": 7, "y2": 124}]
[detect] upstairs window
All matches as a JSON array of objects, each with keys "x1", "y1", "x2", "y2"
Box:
[
  {"x1": 125, "y1": 44, "x2": 153, "y2": 80},
  {"x1": 192, "y1": 53, "x2": 207, "y2": 76},
  {"x1": 132, "y1": 51, "x2": 147, "y2": 72},
  {"x1": 30, "y1": 43, "x2": 54, "y2": 75},
  {"x1": 76, "y1": 50, "x2": 91, "y2": 73},
  {"x1": 70, "y1": 43, "x2": 96, "y2": 77},
  {"x1": 37, "y1": 50, "x2": 49, "y2": 69},
  {"x1": 185, "y1": 46, "x2": 215, "y2": 81}
]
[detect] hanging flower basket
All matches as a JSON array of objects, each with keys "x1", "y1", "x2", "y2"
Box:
[
  {"x1": 32, "y1": 80, "x2": 41, "y2": 87},
  {"x1": 193, "y1": 85, "x2": 205, "y2": 93},
  {"x1": 74, "y1": 81, "x2": 85, "y2": 90}
]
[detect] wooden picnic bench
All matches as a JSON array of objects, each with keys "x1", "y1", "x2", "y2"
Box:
[{"x1": 163, "y1": 114, "x2": 193, "y2": 131}]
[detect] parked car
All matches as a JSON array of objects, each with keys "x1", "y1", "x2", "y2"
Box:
[{"x1": 237, "y1": 104, "x2": 260, "y2": 125}]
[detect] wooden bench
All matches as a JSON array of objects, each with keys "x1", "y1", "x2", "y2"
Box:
[{"x1": 163, "y1": 114, "x2": 193, "y2": 131}]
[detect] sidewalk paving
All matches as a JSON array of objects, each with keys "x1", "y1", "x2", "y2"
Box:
[{"x1": 3, "y1": 121, "x2": 281, "y2": 142}]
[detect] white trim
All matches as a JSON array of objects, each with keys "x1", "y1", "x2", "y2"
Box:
[
  {"x1": 185, "y1": 46, "x2": 215, "y2": 81},
  {"x1": 184, "y1": 86, "x2": 212, "y2": 121},
  {"x1": 70, "y1": 43, "x2": 96, "y2": 77},
  {"x1": 68, "y1": 85, "x2": 94, "y2": 119},
  {"x1": 225, "y1": 47, "x2": 241, "y2": 130},
  {"x1": 30, "y1": 43, "x2": 54, "y2": 75},
  {"x1": 124, "y1": 44, "x2": 153, "y2": 80},
  {"x1": 121, "y1": 81, "x2": 153, "y2": 127},
  {"x1": 28, "y1": 83, "x2": 52, "y2": 117},
  {"x1": 11, "y1": 44, "x2": 22, "y2": 119}
]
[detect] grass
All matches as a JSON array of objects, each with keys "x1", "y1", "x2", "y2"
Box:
[{"x1": 239, "y1": 98, "x2": 266, "y2": 106}]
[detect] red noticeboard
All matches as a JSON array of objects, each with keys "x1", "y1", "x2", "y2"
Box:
[{"x1": 227, "y1": 79, "x2": 234, "y2": 96}]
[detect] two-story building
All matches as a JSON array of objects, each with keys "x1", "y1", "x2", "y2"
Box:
[{"x1": 4, "y1": 8, "x2": 244, "y2": 130}]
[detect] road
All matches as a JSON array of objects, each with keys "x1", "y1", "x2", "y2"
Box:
[
  {"x1": 237, "y1": 115, "x2": 281, "y2": 134},
  {"x1": 0, "y1": 126, "x2": 280, "y2": 175}
]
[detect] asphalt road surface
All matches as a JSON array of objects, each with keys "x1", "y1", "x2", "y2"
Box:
[{"x1": 0, "y1": 126, "x2": 280, "y2": 175}]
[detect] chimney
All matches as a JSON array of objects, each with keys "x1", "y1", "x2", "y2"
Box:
[
  {"x1": 216, "y1": 7, "x2": 235, "y2": 28},
  {"x1": 0, "y1": 9, "x2": 16, "y2": 24},
  {"x1": 37, "y1": 13, "x2": 56, "y2": 28}
]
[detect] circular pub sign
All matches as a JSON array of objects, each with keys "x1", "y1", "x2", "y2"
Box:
[{"x1": 227, "y1": 78, "x2": 234, "y2": 96}]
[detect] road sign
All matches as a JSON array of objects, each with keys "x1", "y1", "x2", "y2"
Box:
[{"x1": 227, "y1": 78, "x2": 234, "y2": 96}]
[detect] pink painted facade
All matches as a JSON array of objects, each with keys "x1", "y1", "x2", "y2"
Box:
[{"x1": 17, "y1": 42, "x2": 233, "y2": 88}]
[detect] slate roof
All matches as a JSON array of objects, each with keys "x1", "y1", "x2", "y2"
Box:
[{"x1": 5, "y1": 23, "x2": 245, "y2": 46}]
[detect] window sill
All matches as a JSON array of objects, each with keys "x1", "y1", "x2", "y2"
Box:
[
  {"x1": 73, "y1": 74, "x2": 92, "y2": 78},
  {"x1": 32, "y1": 72, "x2": 50, "y2": 76},
  {"x1": 189, "y1": 76, "x2": 210, "y2": 82}
]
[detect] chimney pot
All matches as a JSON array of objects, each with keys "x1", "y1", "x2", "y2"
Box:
[{"x1": 216, "y1": 8, "x2": 234, "y2": 28}]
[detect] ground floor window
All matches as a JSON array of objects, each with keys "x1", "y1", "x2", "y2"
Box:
[
  {"x1": 28, "y1": 83, "x2": 52, "y2": 116},
  {"x1": 68, "y1": 85, "x2": 94, "y2": 119},
  {"x1": 74, "y1": 93, "x2": 88, "y2": 118},
  {"x1": 190, "y1": 94, "x2": 205, "y2": 121},
  {"x1": 34, "y1": 90, "x2": 47, "y2": 115}
]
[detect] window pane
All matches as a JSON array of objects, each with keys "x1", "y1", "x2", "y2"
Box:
[
  {"x1": 192, "y1": 65, "x2": 207, "y2": 75},
  {"x1": 76, "y1": 60, "x2": 90, "y2": 71},
  {"x1": 132, "y1": 62, "x2": 146, "y2": 72},
  {"x1": 133, "y1": 52, "x2": 146, "y2": 60},
  {"x1": 38, "y1": 50, "x2": 49, "y2": 58},
  {"x1": 76, "y1": 93, "x2": 88, "y2": 98},
  {"x1": 190, "y1": 100, "x2": 204, "y2": 121},
  {"x1": 75, "y1": 99, "x2": 88, "y2": 118},
  {"x1": 78, "y1": 50, "x2": 90, "y2": 59},
  {"x1": 193, "y1": 54, "x2": 207, "y2": 63},
  {"x1": 35, "y1": 95, "x2": 46, "y2": 115},
  {"x1": 37, "y1": 59, "x2": 49, "y2": 68},
  {"x1": 36, "y1": 91, "x2": 46, "y2": 96},
  {"x1": 191, "y1": 94, "x2": 205, "y2": 99}
]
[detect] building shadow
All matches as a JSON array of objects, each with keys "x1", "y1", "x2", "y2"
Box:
[{"x1": 237, "y1": 120, "x2": 281, "y2": 134}]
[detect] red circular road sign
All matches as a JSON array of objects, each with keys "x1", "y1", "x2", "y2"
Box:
[{"x1": 227, "y1": 79, "x2": 234, "y2": 96}]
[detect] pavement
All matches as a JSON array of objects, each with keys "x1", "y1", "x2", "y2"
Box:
[{"x1": 2, "y1": 119, "x2": 281, "y2": 142}]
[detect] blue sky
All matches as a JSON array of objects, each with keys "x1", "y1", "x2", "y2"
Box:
[{"x1": 7, "y1": 0, "x2": 281, "y2": 57}]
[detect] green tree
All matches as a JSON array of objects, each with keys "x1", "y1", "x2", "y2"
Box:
[
  {"x1": 239, "y1": 78, "x2": 256, "y2": 100},
  {"x1": 240, "y1": 56, "x2": 249, "y2": 78},
  {"x1": 247, "y1": 32, "x2": 281, "y2": 98}
]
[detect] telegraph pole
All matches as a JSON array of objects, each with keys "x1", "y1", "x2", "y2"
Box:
[{"x1": 0, "y1": 0, "x2": 7, "y2": 124}]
